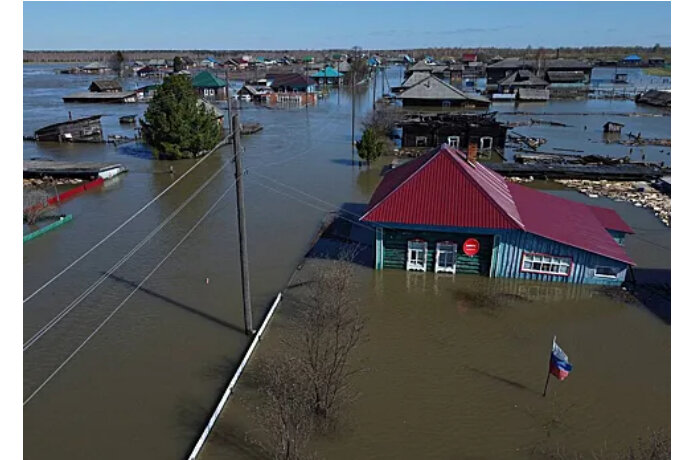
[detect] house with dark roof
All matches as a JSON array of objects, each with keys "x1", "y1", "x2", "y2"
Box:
[
  {"x1": 397, "y1": 75, "x2": 490, "y2": 108},
  {"x1": 89, "y1": 80, "x2": 122, "y2": 93},
  {"x1": 265, "y1": 73, "x2": 317, "y2": 93},
  {"x1": 486, "y1": 58, "x2": 592, "y2": 86},
  {"x1": 360, "y1": 144, "x2": 634, "y2": 285},
  {"x1": 192, "y1": 71, "x2": 228, "y2": 100}
]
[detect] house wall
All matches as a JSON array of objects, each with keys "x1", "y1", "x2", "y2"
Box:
[
  {"x1": 401, "y1": 123, "x2": 507, "y2": 151},
  {"x1": 401, "y1": 98, "x2": 485, "y2": 108},
  {"x1": 492, "y1": 229, "x2": 628, "y2": 285},
  {"x1": 197, "y1": 87, "x2": 227, "y2": 100},
  {"x1": 379, "y1": 227, "x2": 494, "y2": 275},
  {"x1": 374, "y1": 224, "x2": 628, "y2": 286}
]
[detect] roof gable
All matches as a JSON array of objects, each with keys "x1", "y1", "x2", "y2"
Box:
[
  {"x1": 361, "y1": 145, "x2": 523, "y2": 230},
  {"x1": 397, "y1": 75, "x2": 468, "y2": 100}
]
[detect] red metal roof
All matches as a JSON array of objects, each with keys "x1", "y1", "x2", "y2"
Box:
[
  {"x1": 507, "y1": 183, "x2": 634, "y2": 265},
  {"x1": 362, "y1": 145, "x2": 523, "y2": 230},
  {"x1": 362, "y1": 145, "x2": 634, "y2": 265},
  {"x1": 587, "y1": 205, "x2": 635, "y2": 234}
]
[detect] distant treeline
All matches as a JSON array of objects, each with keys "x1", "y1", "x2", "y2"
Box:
[{"x1": 23, "y1": 46, "x2": 671, "y2": 63}]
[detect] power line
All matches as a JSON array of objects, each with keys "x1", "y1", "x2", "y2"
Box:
[
  {"x1": 23, "y1": 159, "x2": 233, "y2": 351},
  {"x1": 246, "y1": 177, "x2": 377, "y2": 235},
  {"x1": 23, "y1": 141, "x2": 228, "y2": 304},
  {"x1": 24, "y1": 181, "x2": 238, "y2": 406}
]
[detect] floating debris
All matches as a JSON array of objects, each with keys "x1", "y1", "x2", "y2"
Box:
[{"x1": 555, "y1": 179, "x2": 670, "y2": 226}]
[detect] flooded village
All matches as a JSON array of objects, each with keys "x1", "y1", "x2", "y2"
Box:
[{"x1": 22, "y1": 4, "x2": 672, "y2": 460}]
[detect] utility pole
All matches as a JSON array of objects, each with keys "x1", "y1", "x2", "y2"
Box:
[
  {"x1": 351, "y1": 46, "x2": 361, "y2": 165},
  {"x1": 372, "y1": 66, "x2": 377, "y2": 111},
  {"x1": 226, "y1": 71, "x2": 255, "y2": 336}
]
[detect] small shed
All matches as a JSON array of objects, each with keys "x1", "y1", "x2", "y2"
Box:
[{"x1": 603, "y1": 121, "x2": 625, "y2": 133}]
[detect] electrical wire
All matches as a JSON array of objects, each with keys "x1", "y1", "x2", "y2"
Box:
[
  {"x1": 23, "y1": 141, "x2": 228, "y2": 304},
  {"x1": 23, "y1": 159, "x2": 233, "y2": 351},
  {"x1": 23, "y1": 180, "x2": 237, "y2": 406}
]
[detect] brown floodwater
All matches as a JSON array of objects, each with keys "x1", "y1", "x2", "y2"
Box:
[
  {"x1": 24, "y1": 63, "x2": 669, "y2": 459},
  {"x1": 203, "y1": 204, "x2": 670, "y2": 459}
]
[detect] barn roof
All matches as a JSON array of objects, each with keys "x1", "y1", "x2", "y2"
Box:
[
  {"x1": 361, "y1": 145, "x2": 634, "y2": 264},
  {"x1": 192, "y1": 71, "x2": 226, "y2": 88}
]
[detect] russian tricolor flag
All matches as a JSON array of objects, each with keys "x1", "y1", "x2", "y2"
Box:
[{"x1": 549, "y1": 341, "x2": 573, "y2": 381}]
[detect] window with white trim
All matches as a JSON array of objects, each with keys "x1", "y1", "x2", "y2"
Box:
[
  {"x1": 447, "y1": 136, "x2": 460, "y2": 148},
  {"x1": 521, "y1": 253, "x2": 571, "y2": 276},
  {"x1": 480, "y1": 136, "x2": 493, "y2": 151},
  {"x1": 415, "y1": 136, "x2": 427, "y2": 147},
  {"x1": 406, "y1": 240, "x2": 428, "y2": 272},
  {"x1": 435, "y1": 242, "x2": 458, "y2": 274},
  {"x1": 594, "y1": 266, "x2": 624, "y2": 278}
]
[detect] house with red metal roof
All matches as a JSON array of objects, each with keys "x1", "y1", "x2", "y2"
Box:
[{"x1": 360, "y1": 144, "x2": 634, "y2": 285}]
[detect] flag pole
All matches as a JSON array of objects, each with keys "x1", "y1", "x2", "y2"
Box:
[{"x1": 542, "y1": 335, "x2": 556, "y2": 397}]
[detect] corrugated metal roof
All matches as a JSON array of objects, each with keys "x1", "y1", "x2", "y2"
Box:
[
  {"x1": 397, "y1": 75, "x2": 490, "y2": 104},
  {"x1": 362, "y1": 145, "x2": 634, "y2": 265},
  {"x1": 192, "y1": 71, "x2": 226, "y2": 88},
  {"x1": 361, "y1": 145, "x2": 523, "y2": 230},
  {"x1": 587, "y1": 205, "x2": 635, "y2": 234},
  {"x1": 508, "y1": 183, "x2": 634, "y2": 264}
]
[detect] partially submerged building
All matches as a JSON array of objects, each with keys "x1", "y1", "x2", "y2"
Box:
[
  {"x1": 310, "y1": 66, "x2": 344, "y2": 85},
  {"x1": 34, "y1": 115, "x2": 104, "y2": 143},
  {"x1": 192, "y1": 71, "x2": 228, "y2": 100},
  {"x1": 397, "y1": 75, "x2": 490, "y2": 108},
  {"x1": 486, "y1": 58, "x2": 592, "y2": 99},
  {"x1": 397, "y1": 112, "x2": 508, "y2": 159},
  {"x1": 360, "y1": 145, "x2": 634, "y2": 285},
  {"x1": 495, "y1": 69, "x2": 550, "y2": 101},
  {"x1": 88, "y1": 80, "x2": 122, "y2": 93}
]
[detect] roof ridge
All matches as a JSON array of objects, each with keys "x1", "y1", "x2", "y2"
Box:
[{"x1": 443, "y1": 147, "x2": 525, "y2": 229}]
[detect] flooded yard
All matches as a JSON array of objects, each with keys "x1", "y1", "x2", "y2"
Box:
[{"x1": 23, "y1": 63, "x2": 669, "y2": 458}]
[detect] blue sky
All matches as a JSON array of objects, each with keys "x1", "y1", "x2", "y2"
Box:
[{"x1": 23, "y1": 2, "x2": 671, "y2": 50}]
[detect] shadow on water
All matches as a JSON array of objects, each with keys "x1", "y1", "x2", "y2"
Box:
[
  {"x1": 628, "y1": 268, "x2": 671, "y2": 324},
  {"x1": 117, "y1": 141, "x2": 154, "y2": 160},
  {"x1": 463, "y1": 365, "x2": 536, "y2": 394},
  {"x1": 104, "y1": 272, "x2": 248, "y2": 335},
  {"x1": 330, "y1": 158, "x2": 357, "y2": 166},
  {"x1": 305, "y1": 202, "x2": 375, "y2": 268}
]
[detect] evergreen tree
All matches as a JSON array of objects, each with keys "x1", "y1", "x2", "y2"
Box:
[
  {"x1": 140, "y1": 74, "x2": 221, "y2": 160},
  {"x1": 355, "y1": 127, "x2": 384, "y2": 166}
]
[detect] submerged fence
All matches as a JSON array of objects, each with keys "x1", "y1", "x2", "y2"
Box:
[
  {"x1": 188, "y1": 292, "x2": 283, "y2": 459},
  {"x1": 23, "y1": 214, "x2": 73, "y2": 243}
]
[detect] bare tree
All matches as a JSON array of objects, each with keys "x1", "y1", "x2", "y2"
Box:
[
  {"x1": 288, "y1": 248, "x2": 365, "y2": 426},
  {"x1": 23, "y1": 186, "x2": 52, "y2": 225},
  {"x1": 250, "y1": 356, "x2": 317, "y2": 460}
]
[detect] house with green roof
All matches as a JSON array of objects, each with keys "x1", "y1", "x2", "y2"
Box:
[
  {"x1": 310, "y1": 66, "x2": 344, "y2": 85},
  {"x1": 192, "y1": 71, "x2": 228, "y2": 101}
]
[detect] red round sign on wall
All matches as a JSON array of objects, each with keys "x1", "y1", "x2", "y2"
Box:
[{"x1": 462, "y1": 238, "x2": 480, "y2": 256}]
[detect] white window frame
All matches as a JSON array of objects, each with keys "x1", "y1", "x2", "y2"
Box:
[
  {"x1": 415, "y1": 136, "x2": 428, "y2": 147},
  {"x1": 521, "y1": 252, "x2": 572, "y2": 277},
  {"x1": 447, "y1": 136, "x2": 460, "y2": 148},
  {"x1": 594, "y1": 266, "x2": 622, "y2": 279},
  {"x1": 435, "y1": 242, "x2": 458, "y2": 274},
  {"x1": 406, "y1": 240, "x2": 428, "y2": 272},
  {"x1": 480, "y1": 136, "x2": 493, "y2": 151}
]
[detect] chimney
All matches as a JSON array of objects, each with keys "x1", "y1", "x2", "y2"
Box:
[{"x1": 467, "y1": 139, "x2": 478, "y2": 163}]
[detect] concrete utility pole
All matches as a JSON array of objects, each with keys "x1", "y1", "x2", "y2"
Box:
[{"x1": 226, "y1": 72, "x2": 255, "y2": 336}]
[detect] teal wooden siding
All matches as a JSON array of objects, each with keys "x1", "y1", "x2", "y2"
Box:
[
  {"x1": 381, "y1": 228, "x2": 493, "y2": 275},
  {"x1": 372, "y1": 223, "x2": 629, "y2": 286},
  {"x1": 492, "y1": 229, "x2": 628, "y2": 285}
]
